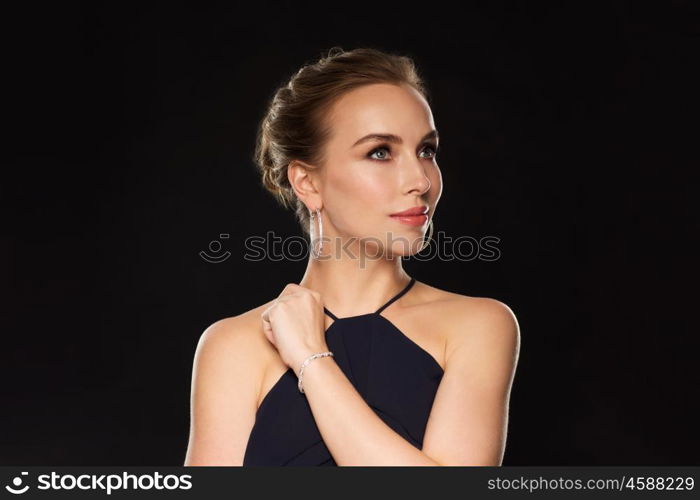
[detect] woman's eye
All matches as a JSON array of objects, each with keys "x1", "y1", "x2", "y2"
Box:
[
  {"x1": 366, "y1": 144, "x2": 439, "y2": 162},
  {"x1": 368, "y1": 146, "x2": 390, "y2": 161},
  {"x1": 420, "y1": 145, "x2": 438, "y2": 159}
]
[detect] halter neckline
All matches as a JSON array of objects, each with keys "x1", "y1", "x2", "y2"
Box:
[{"x1": 323, "y1": 277, "x2": 416, "y2": 321}]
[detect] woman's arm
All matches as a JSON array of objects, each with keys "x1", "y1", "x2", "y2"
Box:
[
  {"x1": 300, "y1": 298, "x2": 520, "y2": 466},
  {"x1": 184, "y1": 316, "x2": 267, "y2": 466},
  {"x1": 421, "y1": 298, "x2": 520, "y2": 465}
]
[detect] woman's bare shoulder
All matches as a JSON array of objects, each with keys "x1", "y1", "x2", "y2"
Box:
[
  {"x1": 413, "y1": 279, "x2": 512, "y2": 312},
  {"x1": 193, "y1": 299, "x2": 283, "y2": 399},
  {"x1": 186, "y1": 300, "x2": 279, "y2": 465},
  {"x1": 198, "y1": 300, "x2": 277, "y2": 360},
  {"x1": 413, "y1": 280, "x2": 520, "y2": 354}
]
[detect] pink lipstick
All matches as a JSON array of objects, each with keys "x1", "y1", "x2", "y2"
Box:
[{"x1": 390, "y1": 205, "x2": 429, "y2": 227}]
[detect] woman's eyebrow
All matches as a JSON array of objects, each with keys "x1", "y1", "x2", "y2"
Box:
[{"x1": 351, "y1": 129, "x2": 439, "y2": 148}]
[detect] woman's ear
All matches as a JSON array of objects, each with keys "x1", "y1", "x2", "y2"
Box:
[{"x1": 288, "y1": 159, "x2": 321, "y2": 209}]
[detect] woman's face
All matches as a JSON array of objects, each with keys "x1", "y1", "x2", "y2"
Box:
[{"x1": 317, "y1": 82, "x2": 442, "y2": 257}]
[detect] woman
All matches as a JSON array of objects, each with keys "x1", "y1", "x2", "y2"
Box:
[{"x1": 184, "y1": 47, "x2": 520, "y2": 466}]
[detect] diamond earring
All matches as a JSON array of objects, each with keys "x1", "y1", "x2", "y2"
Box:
[
  {"x1": 420, "y1": 218, "x2": 434, "y2": 252},
  {"x1": 309, "y1": 207, "x2": 324, "y2": 259}
]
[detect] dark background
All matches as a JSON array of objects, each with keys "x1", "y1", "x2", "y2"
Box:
[{"x1": 2, "y1": 2, "x2": 698, "y2": 465}]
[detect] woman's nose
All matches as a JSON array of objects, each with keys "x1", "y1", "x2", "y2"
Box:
[{"x1": 403, "y1": 156, "x2": 432, "y2": 195}]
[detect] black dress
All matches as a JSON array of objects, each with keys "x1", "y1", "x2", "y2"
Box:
[{"x1": 242, "y1": 277, "x2": 444, "y2": 466}]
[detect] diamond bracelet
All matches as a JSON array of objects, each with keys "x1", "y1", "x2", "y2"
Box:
[{"x1": 297, "y1": 351, "x2": 334, "y2": 394}]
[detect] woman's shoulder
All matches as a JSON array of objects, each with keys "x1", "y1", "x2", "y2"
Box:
[
  {"x1": 196, "y1": 300, "x2": 280, "y2": 378},
  {"x1": 412, "y1": 280, "x2": 520, "y2": 353},
  {"x1": 202, "y1": 300, "x2": 275, "y2": 340},
  {"x1": 413, "y1": 279, "x2": 516, "y2": 316}
]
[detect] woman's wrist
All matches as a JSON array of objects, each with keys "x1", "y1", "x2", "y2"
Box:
[
  {"x1": 296, "y1": 349, "x2": 334, "y2": 393},
  {"x1": 292, "y1": 343, "x2": 330, "y2": 374}
]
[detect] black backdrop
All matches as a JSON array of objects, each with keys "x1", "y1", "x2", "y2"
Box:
[{"x1": 2, "y1": 2, "x2": 698, "y2": 465}]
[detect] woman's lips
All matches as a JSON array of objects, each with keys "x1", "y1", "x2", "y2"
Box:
[{"x1": 390, "y1": 213, "x2": 429, "y2": 227}]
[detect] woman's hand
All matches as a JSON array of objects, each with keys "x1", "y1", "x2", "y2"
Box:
[{"x1": 261, "y1": 283, "x2": 329, "y2": 377}]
